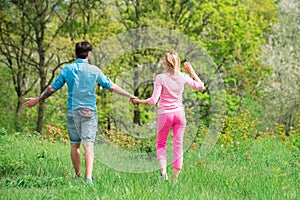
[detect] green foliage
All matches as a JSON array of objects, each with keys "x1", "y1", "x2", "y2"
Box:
[
  {"x1": 0, "y1": 129, "x2": 25, "y2": 176},
  {"x1": 4, "y1": 176, "x2": 67, "y2": 188},
  {"x1": 216, "y1": 108, "x2": 300, "y2": 152},
  {"x1": 0, "y1": 0, "x2": 295, "y2": 158},
  {"x1": 291, "y1": 111, "x2": 300, "y2": 151},
  {"x1": 0, "y1": 129, "x2": 70, "y2": 178},
  {"x1": 0, "y1": 66, "x2": 17, "y2": 130},
  {"x1": 100, "y1": 129, "x2": 156, "y2": 153},
  {"x1": 259, "y1": 0, "x2": 300, "y2": 134},
  {"x1": 195, "y1": 0, "x2": 277, "y2": 95},
  {"x1": 190, "y1": 123, "x2": 209, "y2": 151},
  {"x1": 0, "y1": 131, "x2": 299, "y2": 199},
  {"x1": 260, "y1": 111, "x2": 300, "y2": 151},
  {"x1": 219, "y1": 110, "x2": 258, "y2": 146}
]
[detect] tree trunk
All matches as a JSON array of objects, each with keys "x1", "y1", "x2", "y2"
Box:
[
  {"x1": 134, "y1": 109, "x2": 141, "y2": 126},
  {"x1": 16, "y1": 96, "x2": 24, "y2": 130},
  {"x1": 37, "y1": 99, "x2": 45, "y2": 133},
  {"x1": 107, "y1": 114, "x2": 111, "y2": 131},
  {"x1": 37, "y1": 63, "x2": 46, "y2": 133},
  {"x1": 133, "y1": 65, "x2": 141, "y2": 125}
]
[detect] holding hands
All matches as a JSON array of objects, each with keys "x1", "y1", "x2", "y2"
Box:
[
  {"x1": 130, "y1": 97, "x2": 146, "y2": 105},
  {"x1": 130, "y1": 96, "x2": 139, "y2": 105}
]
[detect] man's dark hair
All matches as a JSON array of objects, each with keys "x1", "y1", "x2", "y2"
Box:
[{"x1": 75, "y1": 41, "x2": 93, "y2": 59}]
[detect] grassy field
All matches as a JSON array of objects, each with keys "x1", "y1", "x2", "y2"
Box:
[{"x1": 0, "y1": 131, "x2": 299, "y2": 200}]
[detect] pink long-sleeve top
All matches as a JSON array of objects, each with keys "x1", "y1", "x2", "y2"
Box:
[{"x1": 146, "y1": 72, "x2": 204, "y2": 114}]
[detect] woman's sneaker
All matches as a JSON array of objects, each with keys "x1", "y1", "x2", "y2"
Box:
[{"x1": 160, "y1": 173, "x2": 169, "y2": 181}]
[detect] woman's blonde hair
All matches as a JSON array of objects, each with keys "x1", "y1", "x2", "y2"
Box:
[{"x1": 164, "y1": 52, "x2": 180, "y2": 75}]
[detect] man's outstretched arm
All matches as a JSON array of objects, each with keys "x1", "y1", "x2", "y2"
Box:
[
  {"x1": 24, "y1": 86, "x2": 55, "y2": 108},
  {"x1": 109, "y1": 83, "x2": 138, "y2": 104}
]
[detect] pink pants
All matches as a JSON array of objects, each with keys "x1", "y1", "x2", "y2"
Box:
[{"x1": 156, "y1": 110, "x2": 186, "y2": 169}]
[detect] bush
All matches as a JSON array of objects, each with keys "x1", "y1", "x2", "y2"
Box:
[
  {"x1": 219, "y1": 110, "x2": 258, "y2": 147},
  {"x1": 44, "y1": 124, "x2": 68, "y2": 144},
  {"x1": 99, "y1": 129, "x2": 156, "y2": 153}
]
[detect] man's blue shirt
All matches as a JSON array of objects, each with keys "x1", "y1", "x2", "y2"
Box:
[{"x1": 51, "y1": 59, "x2": 112, "y2": 111}]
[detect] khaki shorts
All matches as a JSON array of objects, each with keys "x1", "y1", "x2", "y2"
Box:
[{"x1": 67, "y1": 109, "x2": 98, "y2": 143}]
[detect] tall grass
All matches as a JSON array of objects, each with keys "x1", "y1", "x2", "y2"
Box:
[{"x1": 0, "y1": 130, "x2": 299, "y2": 200}]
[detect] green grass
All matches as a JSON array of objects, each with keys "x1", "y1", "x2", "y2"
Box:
[{"x1": 0, "y1": 131, "x2": 299, "y2": 200}]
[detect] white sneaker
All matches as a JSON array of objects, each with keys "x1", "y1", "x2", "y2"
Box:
[{"x1": 160, "y1": 173, "x2": 169, "y2": 181}]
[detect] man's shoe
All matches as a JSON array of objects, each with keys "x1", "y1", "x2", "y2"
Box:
[
  {"x1": 85, "y1": 177, "x2": 94, "y2": 184},
  {"x1": 74, "y1": 175, "x2": 82, "y2": 180}
]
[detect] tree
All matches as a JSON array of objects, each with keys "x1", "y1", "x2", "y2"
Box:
[
  {"x1": 0, "y1": 0, "x2": 74, "y2": 132},
  {"x1": 260, "y1": 0, "x2": 300, "y2": 133},
  {"x1": 111, "y1": 0, "x2": 278, "y2": 123},
  {"x1": 0, "y1": 2, "x2": 38, "y2": 128},
  {"x1": 189, "y1": 0, "x2": 277, "y2": 108},
  {"x1": 62, "y1": 0, "x2": 113, "y2": 42}
]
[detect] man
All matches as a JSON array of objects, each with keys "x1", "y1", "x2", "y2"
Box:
[{"x1": 24, "y1": 41, "x2": 136, "y2": 184}]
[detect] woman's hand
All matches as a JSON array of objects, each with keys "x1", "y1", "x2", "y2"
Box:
[{"x1": 183, "y1": 62, "x2": 194, "y2": 73}]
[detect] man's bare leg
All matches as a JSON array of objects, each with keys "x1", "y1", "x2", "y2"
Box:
[
  {"x1": 83, "y1": 141, "x2": 94, "y2": 179},
  {"x1": 71, "y1": 143, "x2": 81, "y2": 176}
]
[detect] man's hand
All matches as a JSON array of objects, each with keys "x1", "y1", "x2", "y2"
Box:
[
  {"x1": 130, "y1": 96, "x2": 139, "y2": 106},
  {"x1": 24, "y1": 97, "x2": 39, "y2": 108},
  {"x1": 24, "y1": 86, "x2": 55, "y2": 108}
]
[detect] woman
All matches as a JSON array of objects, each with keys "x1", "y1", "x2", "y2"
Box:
[{"x1": 133, "y1": 52, "x2": 204, "y2": 182}]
